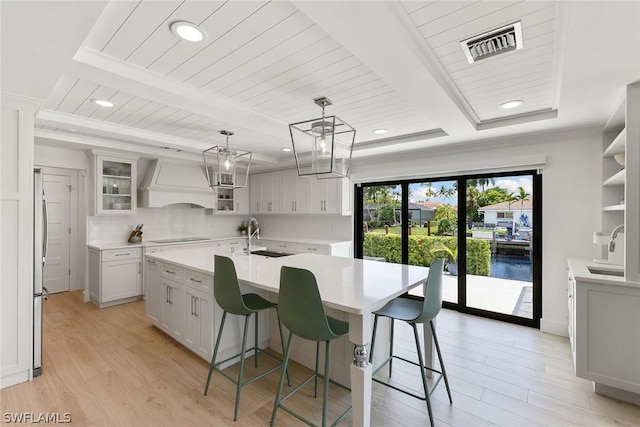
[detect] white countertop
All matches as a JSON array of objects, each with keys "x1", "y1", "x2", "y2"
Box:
[
  {"x1": 257, "y1": 235, "x2": 351, "y2": 245},
  {"x1": 88, "y1": 235, "x2": 243, "y2": 251},
  {"x1": 88, "y1": 235, "x2": 350, "y2": 251},
  {"x1": 568, "y1": 258, "x2": 639, "y2": 288},
  {"x1": 146, "y1": 249, "x2": 430, "y2": 314}
]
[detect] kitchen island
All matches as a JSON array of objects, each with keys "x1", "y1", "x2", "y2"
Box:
[{"x1": 145, "y1": 248, "x2": 431, "y2": 427}]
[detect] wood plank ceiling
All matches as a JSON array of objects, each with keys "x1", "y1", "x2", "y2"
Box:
[{"x1": 31, "y1": 0, "x2": 569, "y2": 164}]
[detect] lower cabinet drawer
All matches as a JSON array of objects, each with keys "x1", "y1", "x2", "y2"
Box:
[
  {"x1": 161, "y1": 263, "x2": 184, "y2": 282},
  {"x1": 102, "y1": 248, "x2": 142, "y2": 262},
  {"x1": 185, "y1": 270, "x2": 213, "y2": 293},
  {"x1": 299, "y1": 244, "x2": 330, "y2": 255}
]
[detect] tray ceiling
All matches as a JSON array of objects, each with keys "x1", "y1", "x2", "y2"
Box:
[{"x1": 2, "y1": 0, "x2": 639, "y2": 168}]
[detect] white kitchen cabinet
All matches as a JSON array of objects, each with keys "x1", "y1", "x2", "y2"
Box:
[
  {"x1": 234, "y1": 186, "x2": 250, "y2": 214},
  {"x1": 250, "y1": 169, "x2": 351, "y2": 216},
  {"x1": 1, "y1": 93, "x2": 36, "y2": 389},
  {"x1": 145, "y1": 258, "x2": 161, "y2": 325},
  {"x1": 567, "y1": 259, "x2": 640, "y2": 404},
  {"x1": 250, "y1": 172, "x2": 282, "y2": 213},
  {"x1": 144, "y1": 254, "x2": 271, "y2": 363},
  {"x1": 281, "y1": 169, "x2": 309, "y2": 213},
  {"x1": 183, "y1": 286, "x2": 214, "y2": 360},
  {"x1": 306, "y1": 175, "x2": 352, "y2": 215},
  {"x1": 90, "y1": 151, "x2": 138, "y2": 216},
  {"x1": 160, "y1": 277, "x2": 184, "y2": 342},
  {"x1": 88, "y1": 247, "x2": 142, "y2": 308}
]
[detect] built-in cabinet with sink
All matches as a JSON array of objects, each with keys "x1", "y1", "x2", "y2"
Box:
[
  {"x1": 567, "y1": 259, "x2": 640, "y2": 405},
  {"x1": 89, "y1": 150, "x2": 138, "y2": 216}
]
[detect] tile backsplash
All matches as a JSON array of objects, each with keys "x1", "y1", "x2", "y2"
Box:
[
  {"x1": 89, "y1": 206, "x2": 353, "y2": 245},
  {"x1": 89, "y1": 205, "x2": 245, "y2": 244}
]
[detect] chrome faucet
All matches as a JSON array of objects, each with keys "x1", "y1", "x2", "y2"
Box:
[
  {"x1": 246, "y1": 217, "x2": 260, "y2": 254},
  {"x1": 608, "y1": 224, "x2": 625, "y2": 252}
]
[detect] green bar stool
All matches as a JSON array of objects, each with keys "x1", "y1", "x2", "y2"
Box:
[
  {"x1": 270, "y1": 266, "x2": 352, "y2": 427},
  {"x1": 204, "y1": 255, "x2": 289, "y2": 421},
  {"x1": 369, "y1": 258, "x2": 452, "y2": 427}
]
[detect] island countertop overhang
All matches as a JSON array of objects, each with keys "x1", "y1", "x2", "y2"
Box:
[{"x1": 145, "y1": 249, "x2": 430, "y2": 314}]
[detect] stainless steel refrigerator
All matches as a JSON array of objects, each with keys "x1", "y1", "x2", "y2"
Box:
[{"x1": 33, "y1": 168, "x2": 48, "y2": 377}]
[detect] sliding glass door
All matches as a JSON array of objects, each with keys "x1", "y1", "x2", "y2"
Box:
[
  {"x1": 463, "y1": 174, "x2": 538, "y2": 321},
  {"x1": 355, "y1": 171, "x2": 541, "y2": 327}
]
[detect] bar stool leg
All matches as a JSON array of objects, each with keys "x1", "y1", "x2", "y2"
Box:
[
  {"x1": 234, "y1": 315, "x2": 251, "y2": 421},
  {"x1": 204, "y1": 310, "x2": 227, "y2": 396},
  {"x1": 276, "y1": 313, "x2": 291, "y2": 386},
  {"x1": 389, "y1": 318, "x2": 395, "y2": 378},
  {"x1": 314, "y1": 341, "x2": 320, "y2": 398},
  {"x1": 270, "y1": 333, "x2": 293, "y2": 427},
  {"x1": 322, "y1": 341, "x2": 331, "y2": 427},
  {"x1": 254, "y1": 312, "x2": 259, "y2": 368},
  {"x1": 412, "y1": 324, "x2": 434, "y2": 427},
  {"x1": 431, "y1": 320, "x2": 452, "y2": 403}
]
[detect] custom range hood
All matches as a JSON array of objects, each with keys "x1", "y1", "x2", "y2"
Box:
[{"x1": 138, "y1": 159, "x2": 216, "y2": 208}]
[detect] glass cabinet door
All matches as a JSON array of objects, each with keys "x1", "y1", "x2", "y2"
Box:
[{"x1": 96, "y1": 155, "x2": 137, "y2": 215}]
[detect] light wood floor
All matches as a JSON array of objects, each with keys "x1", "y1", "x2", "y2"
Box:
[{"x1": 1, "y1": 291, "x2": 638, "y2": 426}]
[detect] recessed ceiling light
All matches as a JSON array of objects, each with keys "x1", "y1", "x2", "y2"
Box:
[
  {"x1": 500, "y1": 100, "x2": 524, "y2": 109},
  {"x1": 170, "y1": 21, "x2": 205, "y2": 42},
  {"x1": 91, "y1": 99, "x2": 114, "y2": 108},
  {"x1": 282, "y1": 148, "x2": 292, "y2": 152},
  {"x1": 373, "y1": 129, "x2": 388, "y2": 135}
]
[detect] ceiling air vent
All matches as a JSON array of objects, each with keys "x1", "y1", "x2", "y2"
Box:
[{"x1": 460, "y1": 21, "x2": 523, "y2": 64}]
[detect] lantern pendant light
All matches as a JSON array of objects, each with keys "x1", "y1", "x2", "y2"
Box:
[
  {"x1": 202, "y1": 130, "x2": 252, "y2": 189},
  {"x1": 289, "y1": 97, "x2": 355, "y2": 179}
]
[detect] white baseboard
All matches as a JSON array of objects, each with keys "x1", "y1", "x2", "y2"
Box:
[
  {"x1": 540, "y1": 318, "x2": 569, "y2": 337},
  {"x1": 594, "y1": 382, "x2": 640, "y2": 406}
]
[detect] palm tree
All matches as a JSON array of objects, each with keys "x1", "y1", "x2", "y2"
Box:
[
  {"x1": 514, "y1": 186, "x2": 530, "y2": 225},
  {"x1": 505, "y1": 192, "x2": 518, "y2": 214}
]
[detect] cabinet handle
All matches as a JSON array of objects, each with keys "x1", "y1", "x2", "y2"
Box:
[
  {"x1": 294, "y1": 201, "x2": 297, "y2": 211},
  {"x1": 191, "y1": 296, "x2": 195, "y2": 316},
  {"x1": 169, "y1": 287, "x2": 173, "y2": 304},
  {"x1": 166, "y1": 286, "x2": 169, "y2": 304},
  {"x1": 195, "y1": 298, "x2": 199, "y2": 317},
  {"x1": 190, "y1": 278, "x2": 202, "y2": 284},
  {"x1": 115, "y1": 252, "x2": 131, "y2": 257},
  {"x1": 307, "y1": 247, "x2": 317, "y2": 251},
  {"x1": 138, "y1": 262, "x2": 141, "y2": 274},
  {"x1": 165, "y1": 270, "x2": 176, "y2": 275}
]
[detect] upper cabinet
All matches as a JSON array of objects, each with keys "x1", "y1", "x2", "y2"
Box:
[
  {"x1": 90, "y1": 151, "x2": 138, "y2": 216},
  {"x1": 214, "y1": 186, "x2": 249, "y2": 214},
  {"x1": 601, "y1": 81, "x2": 640, "y2": 282},
  {"x1": 250, "y1": 169, "x2": 351, "y2": 216}
]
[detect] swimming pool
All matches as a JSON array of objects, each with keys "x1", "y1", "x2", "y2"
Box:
[{"x1": 490, "y1": 254, "x2": 532, "y2": 281}]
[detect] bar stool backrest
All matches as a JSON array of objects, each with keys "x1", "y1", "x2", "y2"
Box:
[
  {"x1": 279, "y1": 266, "x2": 340, "y2": 342},
  {"x1": 214, "y1": 255, "x2": 252, "y2": 316},
  {"x1": 417, "y1": 258, "x2": 445, "y2": 323}
]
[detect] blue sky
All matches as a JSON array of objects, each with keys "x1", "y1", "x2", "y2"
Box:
[{"x1": 408, "y1": 176, "x2": 533, "y2": 205}]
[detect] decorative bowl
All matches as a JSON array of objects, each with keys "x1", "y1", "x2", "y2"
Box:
[{"x1": 614, "y1": 153, "x2": 625, "y2": 166}]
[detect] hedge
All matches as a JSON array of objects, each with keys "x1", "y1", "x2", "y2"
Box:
[{"x1": 363, "y1": 233, "x2": 491, "y2": 276}]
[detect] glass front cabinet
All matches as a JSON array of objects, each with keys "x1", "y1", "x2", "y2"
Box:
[{"x1": 91, "y1": 151, "x2": 138, "y2": 215}]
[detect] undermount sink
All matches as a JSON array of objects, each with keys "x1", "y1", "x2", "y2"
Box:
[
  {"x1": 250, "y1": 250, "x2": 293, "y2": 258},
  {"x1": 587, "y1": 266, "x2": 624, "y2": 277}
]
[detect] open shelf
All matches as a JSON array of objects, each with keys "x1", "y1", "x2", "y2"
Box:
[
  {"x1": 603, "y1": 128, "x2": 626, "y2": 157},
  {"x1": 602, "y1": 169, "x2": 625, "y2": 186},
  {"x1": 603, "y1": 203, "x2": 625, "y2": 212}
]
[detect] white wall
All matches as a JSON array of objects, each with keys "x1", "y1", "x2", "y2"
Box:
[{"x1": 350, "y1": 127, "x2": 603, "y2": 336}]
